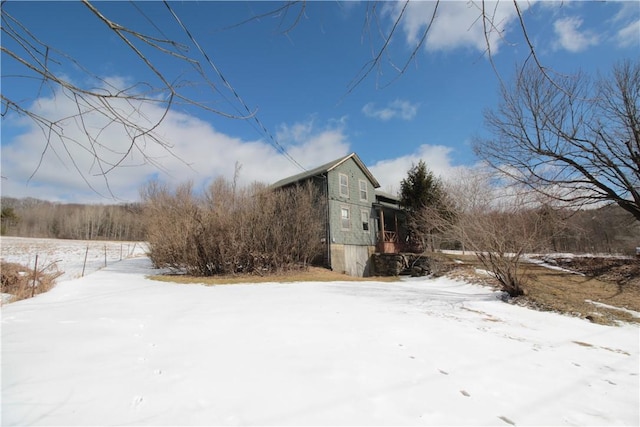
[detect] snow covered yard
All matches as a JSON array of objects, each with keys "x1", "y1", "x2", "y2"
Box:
[{"x1": 1, "y1": 240, "x2": 639, "y2": 426}]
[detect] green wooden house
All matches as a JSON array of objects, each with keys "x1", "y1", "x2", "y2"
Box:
[{"x1": 271, "y1": 153, "x2": 406, "y2": 276}]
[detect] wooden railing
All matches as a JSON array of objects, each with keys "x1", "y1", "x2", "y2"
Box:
[{"x1": 381, "y1": 231, "x2": 398, "y2": 243}]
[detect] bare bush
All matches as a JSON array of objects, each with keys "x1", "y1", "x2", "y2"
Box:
[
  {"x1": 141, "y1": 178, "x2": 325, "y2": 276},
  {"x1": 1, "y1": 261, "x2": 62, "y2": 303},
  {"x1": 466, "y1": 209, "x2": 539, "y2": 297},
  {"x1": 433, "y1": 170, "x2": 566, "y2": 297}
]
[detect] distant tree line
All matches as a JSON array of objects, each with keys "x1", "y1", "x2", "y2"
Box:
[
  {"x1": 432, "y1": 197, "x2": 640, "y2": 256},
  {"x1": 1, "y1": 197, "x2": 145, "y2": 241}
]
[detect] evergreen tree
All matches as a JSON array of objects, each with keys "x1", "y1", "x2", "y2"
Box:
[
  {"x1": 399, "y1": 161, "x2": 452, "y2": 251},
  {"x1": 399, "y1": 161, "x2": 443, "y2": 212}
]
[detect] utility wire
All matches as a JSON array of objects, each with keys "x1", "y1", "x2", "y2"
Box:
[
  {"x1": 129, "y1": 0, "x2": 253, "y2": 125},
  {"x1": 162, "y1": 1, "x2": 307, "y2": 172}
]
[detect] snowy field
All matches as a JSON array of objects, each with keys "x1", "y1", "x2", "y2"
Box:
[
  {"x1": 1, "y1": 238, "x2": 639, "y2": 426},
  {"x1": 1, "y1": 236, "x2": 147, "y2": 282}
]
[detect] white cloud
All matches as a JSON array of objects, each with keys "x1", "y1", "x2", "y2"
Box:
[
  {"x1": 611, "y1": 2, "x2": 640, "y2": 23},
  {"x1": 0, "y1": 85, "x2": 350, "y2": 203},
  {"x1": 552, "y1": 16, "x2": 599, "y2": 52},
  {"x1": 2, "y1": 81, "x2": 473, "y2": 206},
  {"x1": 275, "y1": 117, "x2": 351, "y2": 172},
  {"x1": 616, "y1": 19, "x2": 640, "y2": 48},
  {"x1": 362, "y1": 99, "x2": 419, "y2": 121},
  {"x1": 2, "y1": 87, "x2": 473, "y2": 206},
  {"x1": 385, "y1": 1, "x2": 531, "y2": 54},
  {"x1": 368, "y1": 144, "x2": 470, "y2": 195}
]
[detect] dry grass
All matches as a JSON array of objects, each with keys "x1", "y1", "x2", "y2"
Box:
[
  {"x1": 438, "y1": 253, "x2": 640, "y2": 325},
  {"x1": 517, "y1": 264, "x2": 640, "y2": 325},
  {"x1": 149, "y1": 266, "x2": 399, "y2": 285},
  {"x1": 1, "y1": 261, "x2": 62, "y2": 304}
]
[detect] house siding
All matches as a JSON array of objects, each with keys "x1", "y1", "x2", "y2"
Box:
[
  {"x1": 324, "y1": 158, "x2": 377, "y2": 276},
  {"x1": 326, "y1": 159, "x2": 376, "y2": 247}
]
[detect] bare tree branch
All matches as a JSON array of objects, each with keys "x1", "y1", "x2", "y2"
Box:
[
  {"x1": 475, "y1": 60, "x2": 640, "y2": 221},
  {"x1": 1, "y1": 1, "x2": 280, "y2": 198}
]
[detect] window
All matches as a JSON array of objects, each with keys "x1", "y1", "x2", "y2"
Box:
[
  {"x1": 341, "y1": 207, "x2": 350, "y2": 230},
  {"x1": 361, "y1": 210, "x2": 370, "y2": 232},
  {"x1": 339, "y1": 173, "x2": 349, "y2": 198},
  {"x1": 359, "y1": 180, "x2": 368, "y2": 201}
]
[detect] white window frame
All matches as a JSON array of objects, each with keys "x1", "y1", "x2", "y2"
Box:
[
  {"x1": 361, "y1": 210, "x2": 370, "y2": 233},
  {"x1": 339, "y1": 173, "x2": 349, "y2": 198},
  {"x1": 340, "y1": 206, "x2": 351, "y2": 230},
  {"x1": 359, "y1": 179, "x2": 368, "y2": 201}
]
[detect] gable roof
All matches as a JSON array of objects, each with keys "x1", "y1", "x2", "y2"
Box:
[{"x1": 270, "y1": 153, "x2": 381, "y2": 189}]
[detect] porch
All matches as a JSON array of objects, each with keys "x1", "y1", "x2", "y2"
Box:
[{"x1": 374, "y1": 192, "x2": 407, "y2": 254}]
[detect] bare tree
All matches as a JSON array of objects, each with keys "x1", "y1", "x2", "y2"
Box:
[
  {"x1": 475, "y1": 60, "x2": 640, "y2": 221},
  {"x1": 2, "y1": 0, "x2": 561, "y2": 196}
]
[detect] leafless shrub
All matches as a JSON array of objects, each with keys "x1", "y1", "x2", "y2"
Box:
[
  {"x1": 454, "y1": 207, "x2": 534, "y2": 297},
  {"x1": 141, "y1": 178, "x2": 325, "y2": 276},
  {"x1": 1, "y1": 260, "x2": 62, "y2": 303},
  {"x1": 425, "y1": 169, "x2": 566, "y2": 297}
]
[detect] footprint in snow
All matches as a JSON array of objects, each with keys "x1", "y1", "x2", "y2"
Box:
[
  {"x1": 498, "y1": 415, "x2": 516, "y2": 426},
  {"x1": 131, "y1": 395, "x2": 144, "y2": 409}
]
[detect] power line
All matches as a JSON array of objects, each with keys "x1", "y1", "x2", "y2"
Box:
[{"x1": 162, "y1": 1, "x2": 307, "y2": 172}]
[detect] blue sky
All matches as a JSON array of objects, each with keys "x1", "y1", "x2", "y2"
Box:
[{"x1": 1, "y1": 1, "x2": 638, "y2": 203}]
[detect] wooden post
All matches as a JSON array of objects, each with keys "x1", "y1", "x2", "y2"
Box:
[
  {"x1": 394, "y1": 212, "x2": 398, "y2": 236},
  {"x1": 394, "y1": 212, "x2": 399, "y2": 252},
  {"x1": 379, "y1": 208, "x2": 385, "y2": 252},
  {"x1": 31, "y1": 254, "x2": 39, "y2": 298},
  {"x1": 104, "y1": 245, "x2": 107, "y2": 267},
  {"x1": 120, "y1": 244, "x2": 123, "y2": 261},
  {"x1": 82, "y1": 246, "x2": 89, "y2": 277}
]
